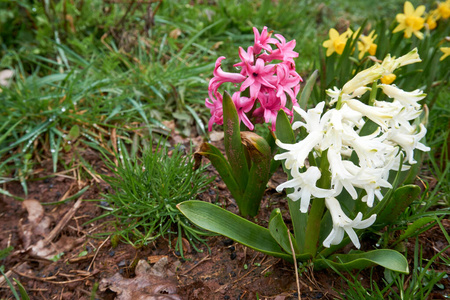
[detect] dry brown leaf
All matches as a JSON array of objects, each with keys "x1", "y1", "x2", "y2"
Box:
[{"x1": 99, "y1": 259, "x2": 182, "y2": 300}]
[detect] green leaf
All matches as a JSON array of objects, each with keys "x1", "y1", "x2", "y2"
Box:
[
  {"x1": 299, "y1": 70, "x2": 319, "y2": 109},
  {"x1": 68, "y1": 125, "x2": 80, "y2": 140},
  {"x1": 195, "y1": 143, "x2": 243, "y2": 202},
  {"x1": 177, "y1": 200, "x2": 292, "y2": 261},
  {"x1": 0, "y1": 266, "x2": 20, "y2": 300},
  {"x1": 316, "y1": 249, "x2": 409, "y2": 273},
  {"x1": 275, "y1": 110, "x2": 295, "y2": 144},
  {"x1": 375, "y1": 185, "x2": 421, "y2": 225},
  {"x1": 398, "y1": 217, "x2": 436, "y2": 242},
  {"x1": 240, "y1": 132, "x2": 272, "y2": 217},
  {"x1": 0, "y1": 246, "x2": 14, "y2": 260},
  {"x1": 222, "y1": 91, "x2": 249, "y2": 190},
  {"x1": 269, "y1": 209, "x2": 299, "y2": 255},
  {"x1": 13, "y1": 279, "x2": 30, "y2": 300}
]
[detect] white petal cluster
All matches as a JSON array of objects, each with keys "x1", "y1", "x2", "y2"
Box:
[{"x1": 275, "y1": 48, "x2": 430, "y2": 249}]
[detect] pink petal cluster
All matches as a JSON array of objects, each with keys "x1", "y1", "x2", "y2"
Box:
[{"x1": 206, "y1": 26, "x2": 303, "y2": 131}]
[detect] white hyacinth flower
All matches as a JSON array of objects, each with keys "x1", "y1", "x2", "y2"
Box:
[
  {"x1": 379, "y1": 84, "x2": 426, "y2": 109},
  {"x1": 381, "y1": 48, "x2": 421, "y2": 74},
  {"x1": 344, "y1": 99, "x2": 399, "y2": 130},
  {"x1": 275, "y1": 102, "x2": 329, "y2": 170},
  {"x1": 323, "y1": 197, "x2": 377, "y2": 249},
  {"x1": 276, "y1": 166, "x2": 335, "y2": 213},
  {"x1": 387, "y1": 123, "x2": 430, "y2": 164}
]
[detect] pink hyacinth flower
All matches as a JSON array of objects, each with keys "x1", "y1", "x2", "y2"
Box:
[
  {"x1": 205, "y1": 93, "x2": 223, "y2": 131},
  {"x1": 253, "y1": 88, "x2": 293, "y2": 131},
  {"x1": 261, "y1": 34, "x2": 298, "y2": 64},
  {"x1": 209, "y1": 56, "x2": 246, "y2": 102},
  {"x1": 232, "y1": 92, "x2": 255, "y2": 130},
  {"x1": 253, "y1": 26, "x2": 278, "y2": 54},
  {"x1": 275, "y1": 63, "x2": 302, "y2": 107},
  {"x1": 240, "y1": 58, "x2": 276, "y2": 100},
  {"x1": 234, "y1": 46, "x2": 255, "y2": 76}
]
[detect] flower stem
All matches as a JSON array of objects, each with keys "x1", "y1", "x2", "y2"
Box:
[
  {"x1": 368, "y1": 81, "x2": 378, "y2": 105},
  {"x1": 303, "y1": 149, "x2": 331, "y2": 256}
]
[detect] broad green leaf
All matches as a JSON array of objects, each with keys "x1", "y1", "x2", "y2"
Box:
[
  {"x1": 375, "y1": 185, "x2": 421, "y2": 225},
  {"x1": 316, "y1": 249, "x2": 409, "y2": 273},
  {"x1": 275, "y1": 110, "x2": 295, "y2": 144},
  {"x1": 177, "y1": 200, "x2": 292, "y2": 261},
  {"x1": 222, "y1": 91, "x2": 249, "y2": 190},
  {"x1": 195, "y1": 143, "x2": 243, "y2": 202},
  {"x1": 240, "y1": 132, "x2": 272, "y2": 217},
  {"x1": 269, "y1": 209, "x2": 299, "y2": 255},
  {"x1": 299, "y1": 70, "x2": 319, "y2": 109},
  {"x1": 275, "y1": 110, "x2": 307, "y2": 251}
]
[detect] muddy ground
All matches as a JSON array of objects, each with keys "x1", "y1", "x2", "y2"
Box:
[{"x1": 0, "y1": 137, "x2": 449, "y2": 300}]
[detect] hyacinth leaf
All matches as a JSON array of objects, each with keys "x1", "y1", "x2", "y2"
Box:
[
  {"x1": 240, "y1": 132, "x2": 272, "y2": 217},
  {"x1": 275, "y1": 110, "x2": 307, "y2": 252},
  {"x1": 298, "y1": 69, "x2": 319, "y2": 110},
  {"x1": 269, "y1": 208, "x2": 299, "y2": 255},
  {"x1": 194, "y1": 142, "x2": 243, "y2": 202},
  {"x1": 275, "y1": 110, "x2": 295, "y2": 144},
  {"x1": 375, "y1": 185, "x2": 421, "y2": 226},
  {"x1": 177, "y1": 200, "x2": 292, "y2": 261},
  {"x1": 222, "y1": 91, "x2": 249, "y2": 191},
  {"x1": 315, "y1": 249, "x2": 409, "y2": 273}
]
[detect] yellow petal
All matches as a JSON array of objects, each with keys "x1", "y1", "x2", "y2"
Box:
[
  {"x1": 440, "y1": 47, "x2": 450, "y2": 61},
  {"x1": 329, "y1": 28, "x2": 339, "y2": 40},
  {"x1": 404, "y1": 1, "x2": 414, "y2": 16},
  {"x1": 393, "y1": 23, "x2": 406, "y2": 33},
  {"x1": 414, "y1": 5, "x2": 426, "y2": 17},
  {"x1": 323, "y1": 40, "x2": 332, "y2": 47},
  {"x1": 326, "y1": 47, "x2": 334, "y2": 57},
  {"x1": 413, "y1": 30, "x2": 424, "y2": 40}
]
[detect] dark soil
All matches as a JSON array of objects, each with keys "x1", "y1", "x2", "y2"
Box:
[{"x1": 0, "y1": 141, "x2": 449, "y2": 300}]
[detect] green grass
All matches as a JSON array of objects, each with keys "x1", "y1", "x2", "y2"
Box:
[
  {"x1": 0, "y1": 0, "x2": 449, "y2": 296},
  {"x1": 91, "y1": 141, "x2": 214, "y2": 255}
]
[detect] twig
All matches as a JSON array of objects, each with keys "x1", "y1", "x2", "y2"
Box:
[
  {"x1": 181, "y1": 255, "x2": 210, "y2": 275},
  {"x1": 88, "y1": 236, "x2": 110, "y2": 272},
  {"x1": 288, "y1": 229, "x2": 301, "y2": 300},
  {"x1": 43, "y1": 197, "x2": 83, "y2": 245},
  {"x1": 11, "y1": 268, "x2": 98, "y2": 285}
]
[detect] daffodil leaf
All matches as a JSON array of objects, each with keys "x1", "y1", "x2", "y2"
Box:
[
  {"x1": 222, "y1": 91, "x2": 249, "y2": 191},
  {"x1": 177, "y1": 200, "x2": 292, "y2": 261},
  {"x1": 269, "y1": 208, "x2": 299, "y2": 255},
  {"x1": 316, "y1": 249, "x2": 409, "y2": 273}
]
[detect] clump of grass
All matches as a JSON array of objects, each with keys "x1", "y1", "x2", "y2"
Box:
[{"x1": 98, "y1": 141, "x2": 214, "y2": 255}]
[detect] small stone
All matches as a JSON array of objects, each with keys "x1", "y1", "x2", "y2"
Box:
[{"x1": 222, "y1": 239, "x2": 233, "y2": 246}]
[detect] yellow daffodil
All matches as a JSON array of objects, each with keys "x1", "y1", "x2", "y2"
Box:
[
  {"x1": 440, "y1": 47, "x2": 450, "y2": 61},
  {"x1": 323, "y1": 28, "x2": 353, "y2": 56},
  {"x1": 393, "y1": 1, "x2": 426, "y2": 39},
  {"x1": 426, "y1": 10, "x2": 439, "y2": 30},
  {"x1": 380, "y1": 74, "x2": 397, "y2": 85},
  {"x1": 437, "y1": 0, "x2": 450, "y2": 19},
  {"x1": 357, "y1": 30, "x2": 377, "y2": 59}
]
